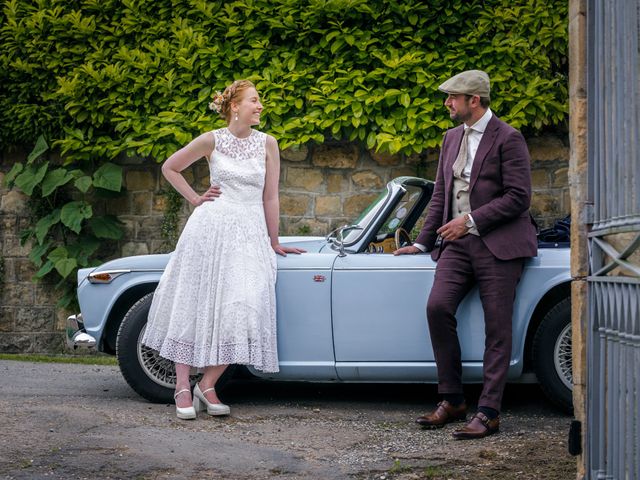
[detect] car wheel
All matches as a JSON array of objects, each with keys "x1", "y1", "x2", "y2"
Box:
[
  {"x1": 116, "y1": 292, "x2": 235, "y2": 403},
  {"x1": 532, "y1": 297, "x2": 573, "y2": 413}
]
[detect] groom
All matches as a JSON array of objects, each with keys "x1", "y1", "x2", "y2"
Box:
[{"x1": 395, "y1": 70, "x2": 537, "y2": 439}]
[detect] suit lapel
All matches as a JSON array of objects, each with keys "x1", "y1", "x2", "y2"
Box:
[{"x1": 469, "y1": 115, "x2": 500, "y2": 191}]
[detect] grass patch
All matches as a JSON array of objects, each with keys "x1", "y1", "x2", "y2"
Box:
[{"x1": 0, "y1": 353, "x2": 117, "y2": 366}]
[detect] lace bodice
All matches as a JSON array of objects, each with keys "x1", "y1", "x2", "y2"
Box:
[{"x1": 209, "y1": 128, "x2": 267, "y2": 204}]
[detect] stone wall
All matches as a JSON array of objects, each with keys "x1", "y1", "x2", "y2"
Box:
[{"x1": 0, "y1": 134, "x2": 569, "y2": 353}]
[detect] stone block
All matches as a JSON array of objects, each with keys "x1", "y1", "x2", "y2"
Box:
[
  {"x1": 0, "y1": 307, "x2": 14, "y2": 332},
  {"x1": 15, "y1": 307, "x2": 54, "y2": 332},
  {"x1": 1, "y1": 214, "x2": 17, "y2": 232},
  {"x1": 131, "y1": 192, "x2": 153, "y2": 215},
  {"x1": 530, "y1": 193, "x2": 559, "y2": 218},
  {"x1": 369, "y1": 150, "x2": 400, "y2": 166},
  {"x1": 312, "y1": 144, "x2": 358, "y2": 169},
  {"x1": 280, "y1": 194, "x2": 310, "y2": 216},
  {"x1": 105, "y1": 194, "x2": 130, "y2": 216},
  {"x1": 136, "y1": 216, "x2": 164, "y2": 240},
  {"x1": 33, "y1": 333, "x2": 65, "y2": 353},
  {"x1": 34, "y1": 284, "x2": 61, "y2": 306},
  {"x1": 351, "y1": 171, "x2": 383, "y2": 190},
  {"x1": 121, "y1": 242, "x2": 149, "y2": 257},
  {"x1": 1, "y1": 190, "x2": 29, "y2": 215},
  {"x1": 422, "y1": 160, "x2": 438, "y2": 180},
  {"x1": 2, "y1": 235, "x2": 32, "y2": 257},
  {"x1": 120, "y1": 218, "x2": 136, "y2": 239},
  {"x1": 2, "y1": 257, "x2": 16, "y2": 283},
  {"x1": 531, "y1": 169, "x2": 550, "y2": 189},
  {"x1": 125, "y1": 170, "x2": 156, "y2": 191},
  {"x1": 15, "y1": 259, "x2": 37, "y2": 282},
  {"x1": 344, "y1": 194, "x2": 379, "y2": 217},
  {"x1": 282, "y1": 145, "x2": 309, "y2": 162},
  {"x1": 568, "y1": 3, "x2": 587, "y2": 98},
  {"x1": 55, "y1": 308, "x2": 74, "y2": 331},
  {"x1": 153, "y1": 194, "x2": 169, "y2": 213},
  {"x1": 553, "y1": 167, "x2": 569, "y2": 188},
  {"x1": 0, "y1": 333, "x2": 32, "y2": 353},
  {"x1": 327, "y1": 173, "x2": 347, "y2": 193},
  {"x1": 287, "y1": 218, "x2": 329, "y2": 236},
  {"x1": 571, "y1": 280, "x2": 588, "y2": 388},
  {"x1": 315, "y1": 196, "x2": 342, "y2": 216},
  {"x1": 569, "y1": 98, "x2": 588, "y2": 156},
  {"x1": 286, "y1": 167, "x2": 323, "y2": 191},
  {"x1": 391, "y1": 167, "x2": 416, "y2": 179},
  {"x1": 527, "y1": 136, "x2": 569, "y2": 162}
]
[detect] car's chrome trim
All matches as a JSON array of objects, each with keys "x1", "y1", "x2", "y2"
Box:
[
  {"x1": 66, "y1": 314, "x2": 96, "y2": 349},
  {"x1": 87, "y1": 268, "x2": 164, "y2": 283}
]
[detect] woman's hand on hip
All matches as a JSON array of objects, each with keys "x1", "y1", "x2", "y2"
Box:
[{"x1": 192, "y1": 185, "x2": 221, "y2": 206}]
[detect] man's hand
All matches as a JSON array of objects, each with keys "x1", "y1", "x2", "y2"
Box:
[
  {"x1": 272, "y1": 244, "x2": 306, "y2": 257},
  {"x1": 436, "y1": 216, "x2": 468, "y2": 241},
  {"x1": 393, "y1": 245, "x2": 421, "y2": 256}
]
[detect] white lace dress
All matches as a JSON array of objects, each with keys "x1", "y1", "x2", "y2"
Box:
[{"x1": 141, "y1": 128, "x2": 278, "y2": 372}]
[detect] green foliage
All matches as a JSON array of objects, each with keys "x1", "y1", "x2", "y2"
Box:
[
  {"x1": 3, "y1": 137, "x2": 124, "y2": 309},
  {"x1": 159, "y1": 189, "x2": 183, "y2": 252},
  {"x1": 1, "y1": 0, "x2": 568, "y2": 157},
  {"x1": 0, "y1": 0, "x2": 567, "y2": 306}
]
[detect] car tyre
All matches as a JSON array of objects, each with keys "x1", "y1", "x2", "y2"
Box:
[
  {"x1": 532, "y1": 297, "x2": 573, "y2": 413},
  {"x1": 116, "y1": 292, "x2": 235, "y2": 403}
]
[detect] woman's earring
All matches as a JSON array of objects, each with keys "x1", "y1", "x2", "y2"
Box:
[{"x1": 234, "y1": 113, "x2": 238, "y2": 121}]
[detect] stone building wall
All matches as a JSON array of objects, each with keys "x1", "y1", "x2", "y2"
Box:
[{"x1": 0, "y1": 134, "x2": 569, "y2": 353}]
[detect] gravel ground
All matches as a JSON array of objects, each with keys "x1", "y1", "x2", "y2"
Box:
[{"x1": 0, "y1": 360, "x2": 576, "y2": 479}]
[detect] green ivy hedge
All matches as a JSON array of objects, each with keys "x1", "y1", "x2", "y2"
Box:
[{"x1": 1, "y1": 0, "x2": 568, "y2": 307}]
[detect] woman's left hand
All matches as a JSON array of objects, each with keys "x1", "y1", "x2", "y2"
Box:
[{"x1": 272, "y1": 244, "x2": 306, "y2": 257}]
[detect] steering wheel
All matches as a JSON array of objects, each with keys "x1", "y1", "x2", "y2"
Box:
[{"x1": 394, "y1": 227, "x2": 411, "y2": 249}]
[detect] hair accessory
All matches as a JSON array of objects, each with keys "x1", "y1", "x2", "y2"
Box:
[{"x1": 208, "y1": 91, "x2": 225, "y2": 113}]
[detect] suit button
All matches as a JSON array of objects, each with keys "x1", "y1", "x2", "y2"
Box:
[{"x1": 458, "y1": 209, "x2": 462, "y2": 213}]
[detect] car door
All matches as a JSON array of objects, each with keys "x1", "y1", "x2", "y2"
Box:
[{"x1": 331, "y1": 248, "x2": 487, "y2": 381}]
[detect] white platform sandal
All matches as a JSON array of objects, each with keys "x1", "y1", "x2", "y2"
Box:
[
  {"x1": 174, "y1": 388, "x2": 197, "y2": 420},
  {"x1": 193, "y1": 383, "x2": 231, "y2": 416}
]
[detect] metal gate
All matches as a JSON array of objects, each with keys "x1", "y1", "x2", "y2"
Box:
[{"x1": 587, "y1": 0, "x2": 640, "y2": 478}]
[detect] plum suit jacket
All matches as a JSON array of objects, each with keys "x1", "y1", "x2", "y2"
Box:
[{"x1": 415, "y1": 114, "x2": 538, "y2": 261}]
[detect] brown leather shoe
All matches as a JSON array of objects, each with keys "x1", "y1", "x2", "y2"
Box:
[
  {"x1": 415, "y1": 400, "x2": 467, "y2": 429},
  {"x1": 452, "y1": 412, "x2": 500, "y2": 440}
]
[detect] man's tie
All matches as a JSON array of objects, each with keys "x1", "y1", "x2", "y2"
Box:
[{"x1": 452, "y1": 127, "x2": 471, "y2": 179}]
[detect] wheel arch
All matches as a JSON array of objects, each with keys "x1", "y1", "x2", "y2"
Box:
[
  {"x1": 102, "y1": 282, "x2": 158, "y2": 354},
  {"x1": 522, "y1": 281, "x2": 572, "y2": 372}
]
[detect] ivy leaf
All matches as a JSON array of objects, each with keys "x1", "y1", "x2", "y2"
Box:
[
  {"x1": 29, "y1": 240, "x2": 52, "y2": 267},
  {"x1": 4, "y1": 163, "x2": 23, "y2": 186},
  {"x1": 60, "y1": 201, "x2": 93, "y2": 233},
  {"x1": 47, "y1": 246, "x2": 69, "y2": 263},
  {"x1": 35, "y1": 209, "x2": 61, "y2": 245},
  {"x1": 93, "y1": 162, "x2": 123, "y2": 192},
  {"x1": 74, "y1": 175, "x2": 93, "y2": 193},
  {"x1": 27, "y1": 135, "x2": 49, "y2": 164},
  {"x1": 14, "y1": 162, "x2": 49, "y2": 195},
  {"x1": 67, "y1": 238, "x2": 100, "y2": 266},
  {"x1": 54, "y1": 258, "x2": 77, "y2": 279},
  {"x1": 41, "y1": 168, "x2": 74, "y2": 196},
  {"x1": 88, "y1": 215, "x2": 124, "y2": 239},
  {"x1": 34, "y1": 260, "x2": 55, "y2": 279}
]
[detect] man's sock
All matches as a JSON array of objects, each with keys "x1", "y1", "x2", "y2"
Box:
[
  {"x1": 443, "y1": 394, "x2": 465, "y2": 407},
  {"x1": 477, "y1": 406, "x2": 499, "y2": 419}
]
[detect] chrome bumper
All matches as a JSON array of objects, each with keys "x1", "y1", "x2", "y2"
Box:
[{"x1": 66, "y1": 314, "x2": 97, "y2": 349}]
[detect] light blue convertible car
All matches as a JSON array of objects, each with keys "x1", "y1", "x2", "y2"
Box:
[{"x1": 68, "y1": 177, "x2": 573, "y2": 411}]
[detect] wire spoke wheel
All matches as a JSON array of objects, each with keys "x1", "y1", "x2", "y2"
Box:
[
  {"x1": 554, "y1": 323, "x2": 573, "y2": 391},
  {"x1": 137, "y1": 324, "x2": 201, "y2": 389}
]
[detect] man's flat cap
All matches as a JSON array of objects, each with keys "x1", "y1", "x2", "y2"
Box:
[{"x1": 438, "y1": 70, "x2": 490, "y2": 98}]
